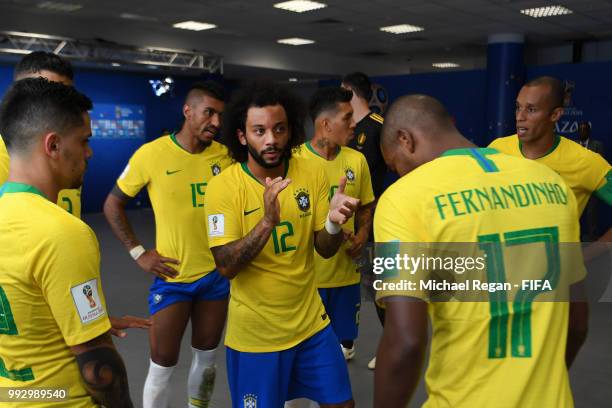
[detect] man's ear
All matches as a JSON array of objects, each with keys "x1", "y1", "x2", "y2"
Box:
[
  {"x1": 183, "y1": 103, "x2": 191, "y2": 119},
  {"x1": 237, "y1": 129, "x2": 247, "y2": 146},
  {"x1": 550, "y1": 107, "x2": 564, "y2": 122},
  {"x1": 43, "y1": 132, "x2": 60, "y2": 157},
  {"x1": 397, "y1": 128, "x2": 416, "y2": 154}
]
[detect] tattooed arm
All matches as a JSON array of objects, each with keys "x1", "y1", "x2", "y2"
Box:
[
  {"x1": 211, "y1": 176, "x2": 291, "y2": 279},
  {"x1": 70, "y1": 332, "x2": 133, "y2": 408},
  {"x1": 103, "y1": 185, "x2": 179, "y2": 279}
]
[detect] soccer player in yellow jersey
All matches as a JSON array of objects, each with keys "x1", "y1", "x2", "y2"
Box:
[
  {"x1": 103, "y1": 81, "x2": 231, "y2": 408},
  {"x1": 206, "y1": 82, "x2": 359, "y2": 408},
  {"x1": 0, "y1": 51, "x2": 83, "y2": 217},
  {"x1": 0, "y1": 78, "x2": 133, "y2": 407},
  {"x1": 373, "y1": 95, "x2": 588, "y2": 407},
  {"x1": 489, "y1": 76, "x2": 611, "y2": 243},
  {"x1": 295, "y1": 87, "x2": 375, "y2": 360}
]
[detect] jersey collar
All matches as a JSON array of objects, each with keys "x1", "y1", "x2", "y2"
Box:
[
  {"x1": 518, "y1": 133, "x2": 561, "y2": 159},
  {"x1": 0, "y1": 182, "x2": 47, "y2": 199},
  {"x1": 440, "y1": 147, "x2": 499, "y2": 157},
  {"x1": 240, "y1": 158, "x2": 290, "y2": 185},
  {"x1": 305, "y1": 140, "x2": 340, "y2": 160}
]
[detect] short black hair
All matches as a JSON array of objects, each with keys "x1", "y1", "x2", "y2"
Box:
[
  {"x1": 187, "y1": 80, "x2": 224, "y2": 103},
  {"x1": 14, "y1": 51, "x2": 74, "y2": 81},
  {"x1": 309, "y1": 87, "x2": 352, "y2": 121},
  {"x1": 524, "y1": 76, "x2": 565, "y2": 109},
  {"x1": 0, "y1": 77, "x2": 92, "y2": 154},
  {"x1": 342, "y1": 72, "x2": 372, "y2": 101},
  {"x1": 222, "y1": 81, "x2": 305, "y2": 163}
]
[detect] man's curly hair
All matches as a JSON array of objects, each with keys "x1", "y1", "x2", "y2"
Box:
[{"x1": 222, "y1": 81, "x2": 306, "y2": 163}]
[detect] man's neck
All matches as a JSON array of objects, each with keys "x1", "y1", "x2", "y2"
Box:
[
  {"x1": 521, "y1": 131, "x2": 557, "y2": 159},
  {"x1": 352, "y1": 100, "x2": 371, "y2": 124},
  {"x1": 175, "y1": 129, "x2": 207, "y2": 154},
  {"x1": 435, "y1": 134, "x2": 476, "y2": 158},
  {"x1": 247, "y1": 156, "x2": 286, "y2": 184},
  {"x1": 7, "y1": 158, "x2": 61, "y2": 203},
  {"x1": 310, "y1": 135, "x2": 339, "y2": 160}
]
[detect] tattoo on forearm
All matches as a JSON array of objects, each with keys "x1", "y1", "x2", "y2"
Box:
[
  {"x1": 357, "y1": 205, "x2": 373, "y2": 235},
  {"x1": 212, "y1": 221, "x2": 272, "y2": 275},
  {"x1": 105, "y1": 186, "x2": 139, "y2": 249},
  {"x1": 75, "y1": 346, "x2": 133, "y2": 408}
]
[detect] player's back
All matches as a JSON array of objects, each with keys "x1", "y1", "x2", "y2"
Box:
[
  {"x1": 376, "y1": 148, "x2": 581, "y2": 408},
  {"x1": 0, "y1": 183, "x2": 107, "y2": 407}
]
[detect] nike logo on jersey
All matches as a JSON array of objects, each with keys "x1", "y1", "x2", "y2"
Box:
[
  {"x1": 243, "y1": 208, "x2": 260, "y2": 215},
  {"x1": 166, "y1": 169, "x2": 182, "y2": 175}
]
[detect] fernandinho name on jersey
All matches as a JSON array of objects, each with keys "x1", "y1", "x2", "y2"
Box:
[{"x1": 434, "y1": 181, "x2": 569, "y2": 220}]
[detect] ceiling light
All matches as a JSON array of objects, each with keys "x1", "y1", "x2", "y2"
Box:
[
  {"x1": 432, "y1": 62, "x2": 460, "y2": 69},
  {"x1": 520, "y1": 5, "x2": 572, "y2": 18},
  {"x1": 172, "y1": 21, "x2": 217, "y2": 31},
  {"x1": 37, "y1": 1, "x2": 82, "y2": 12},
  {"x1": 277, "y1": 37, "x2": 315, "y2": 46},
  {"x1": 120, "y1": 13, "x2": 158, "y2": 22},
  {"x1": 289, "y1": 78, "x2": 298, "y2": 82},
  {"x1": 111, "y1": 62, "x2": 121, "y2": 67},
  {"x1": 380, "y1": 24, "x2": 424, "y2": 34},
  {"x1": 274, "y1": 1, "x2": 327, "y2": 13}
]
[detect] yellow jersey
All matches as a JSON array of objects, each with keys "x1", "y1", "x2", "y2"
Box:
[
  {"x1": 0, "y1": 182, "x2": 111, "y2": 408},
  {"x1": 1, "y1": 135, "x2": 82, "y2": 218},
  {"x1": 295, "y1": 142, "x2": 375, "y2": 287},
  {"x1": 117, "y1": 134, "x2": 232, "y2": 283},
  {"x1": 206, "y1": 157, "x2": 330, "y2": 352},
  {"x1": 0, "y1": 136, "x2": 8, "y2": 185},
  {"x1": 490, "y1": 134, "x2": 611, "y2": 215},
  {"x1": 375, "y1": 148, "x2": 583, "y2": 408}
]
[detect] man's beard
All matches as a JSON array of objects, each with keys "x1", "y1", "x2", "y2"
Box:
[{"x1": 247, "y1": 143, "x2": 290, "y2": 169}]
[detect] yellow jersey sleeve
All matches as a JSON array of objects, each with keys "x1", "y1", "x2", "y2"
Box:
[
  {"x1": 206, "y1": 170, "x2": 243, "y2": 248},
  {"x1": 359, "y1": 153, "x2": 375, "y2": 206},
  {"x1": 116, "y1": 145, "x2": 150, "y2": 197},
  {"x1": 33, "y1": 221, "x2": 111, "y2": 346},
  {"x1": 0, "y1": 136, "x2": 8, "y2": 185},
  {"x1": 313, "y1": 165, "x2": 329, "y2": 231}
]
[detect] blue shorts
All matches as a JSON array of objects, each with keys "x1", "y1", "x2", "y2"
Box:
[
  {"x1": 318, "y1": 284, "x2": 361, "y2": 342},
  {"x1": 148, "y1": 270, "x2": 229, "y2": 315},
  {"x1": 226, "y1": 325, "x2": 352, "y2": 407}
]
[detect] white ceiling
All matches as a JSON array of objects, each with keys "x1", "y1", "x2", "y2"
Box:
[{"x1": 1, "y1": 0, "x2": 611, "y2": 79}]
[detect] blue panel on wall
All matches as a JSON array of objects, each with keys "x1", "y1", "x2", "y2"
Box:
[{"x1": 91, "y1": 103, "x2": 146, "y2": 140}]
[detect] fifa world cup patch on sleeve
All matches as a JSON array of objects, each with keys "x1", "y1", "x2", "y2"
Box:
[
  {"x1": 208, "y1": 214, "x2": 225, "y2": 237},
  {"x1": 71, "y1": 279, "x2": 106, "y2": 324},
  {"x1": 118, "y1": 164, "x2": 130, "y2": 180}
]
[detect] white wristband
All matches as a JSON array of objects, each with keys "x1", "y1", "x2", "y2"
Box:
[
  {"x1": 129, "y1": 245, "x2": 146, "y2": 260},
  {"x1": 325, "y1": 214, "x2": 342, "y2": 235}
]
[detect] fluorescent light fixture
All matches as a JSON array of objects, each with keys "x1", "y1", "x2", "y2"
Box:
[
  {"x1": 172, "y1": 21, "x2": 217, "y2": 31},
  {"x1": 432, "y1": 62, "x2": 460, "y2": 68},
  {"x1": 277, "y1": 37, "x2": 315, "y2": 45},
  {"x1": 380, "y1": 24, "x2": 424, "y2": 34},
  {"x1": 111, "y1": 62, "x2": 121, "y2": 67},
  {"x1": 520, "y1": 5, "x2": 572, "y2": 18},
  {"x1": 37, "y1": 1, "x2": 82, "y2": 12},
  {"x1": 289, "y1": 78, "x2": 298, "y2": 82},
  {"x1": 274, "y1": 1, "x2": 327, "y2": 13}
]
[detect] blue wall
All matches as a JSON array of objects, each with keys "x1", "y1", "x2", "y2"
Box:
[{"x1": 0, "y1": 64, "x2": 215, "y2": 213}]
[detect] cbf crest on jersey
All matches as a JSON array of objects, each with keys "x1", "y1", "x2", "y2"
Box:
[
  {"x1": 243, "y1": 394, "x2": 257, "y2": 408},
  {"x1": 294, "y1": 188, "x2": 311, "y2": 212},
  {"x1": 210, "y1": 161, "x2": 222, "y2": 176},
  {"x1": 344, "y1": 166, "x2": 356, "y2": 183}
]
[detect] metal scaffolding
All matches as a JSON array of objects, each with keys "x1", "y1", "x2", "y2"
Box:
[{"x1": 0, "y1": 31, "x2": 223, "y2": 74}]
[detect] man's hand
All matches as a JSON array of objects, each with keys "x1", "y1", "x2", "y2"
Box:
[
  {"x1": 263, "y1": 176, "x2": 292, "y2": 227},
  {"x1": 346, "y1": 229, "x2": 368, "y2": 259},
  {"x1": 109, "y1": 315, "x2": 152, "y2": 338},
  {"x1": 136, "y1": 249, "x2": 179, "y2": 280},
  {"x1": 329, "y1": 176, "x2": 360, "y2": 225}
]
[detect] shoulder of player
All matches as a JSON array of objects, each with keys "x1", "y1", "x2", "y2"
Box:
[
  {"x1": 130, "y1": 135, "x2": 169, "y2": 159},
  {"x1": 31, "y1": 200, "x2": 96, "y2": 246},
  {"x1": 208, "y1": 161, "x2": 241, "y2": 185},
  {"x1": 488, "y1": 134, "x2": 517, "y2": 148},
  {"x1": 339, "y1": 146, "x2": 368, "y2": 165},
  {"x1": 367, "y1": 112, "x2": 384, "y2": 125},
  {"x1": 559, "y1": 135, "x2": 606, "y2": 161}
]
